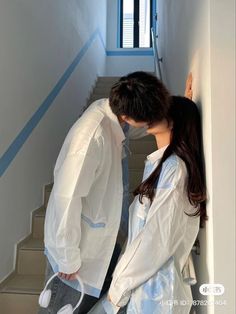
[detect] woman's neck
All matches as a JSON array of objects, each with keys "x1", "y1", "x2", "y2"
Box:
[{"x1": 155, "y1": 132, "x2": 171, "y2": 149}]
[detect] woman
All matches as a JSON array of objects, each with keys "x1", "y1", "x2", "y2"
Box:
[{"x1": 89, "y1": 95, "x2": 207, "y2": 314}]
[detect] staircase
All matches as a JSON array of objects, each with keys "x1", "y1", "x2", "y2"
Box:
[
  {"x1": 0, "y1": 185, "x2": 52, "y2": 313},
  {"x1": 87, "y1": 76, "x2": 120, "y2": 104},
  {"x1": 0, "y1": 77, "x2": 156, "y2": 314}
]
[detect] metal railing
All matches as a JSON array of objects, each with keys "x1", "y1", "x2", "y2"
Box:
[{"x1": 151, "y1": 27, "x2": 163, "y2": 81}]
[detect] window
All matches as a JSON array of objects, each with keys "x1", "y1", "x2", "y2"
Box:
[{"x1": 120, "y1": 0, "x2": 153, "y2": 48}]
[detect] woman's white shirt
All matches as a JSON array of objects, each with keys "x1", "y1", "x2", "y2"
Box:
[{"x1": 108, "y1": 146, "x2": 200, "y2": 311}]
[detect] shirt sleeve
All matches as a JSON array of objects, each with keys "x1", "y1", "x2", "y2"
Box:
[
  {"x1": 50, "y1": 136, "x2": 102, "y2": 274},
  {"x1": 108, "y1": 162, "x2": 188, "y2": 307}
]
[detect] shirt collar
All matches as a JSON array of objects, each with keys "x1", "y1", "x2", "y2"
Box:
[
  {"x1": 146, "y1": 145, "x2": 169, "y2": 163},
  {"x1": 101, "y1": 99, "x2": 126, "y2": 144}
]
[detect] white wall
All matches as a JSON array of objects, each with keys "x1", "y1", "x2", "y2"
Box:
[
  {"x1": 0, "y1": 0, "x2": 107, "y2": 282},
  {"x1": 157, "y1": 0, "x2": 235, "y2": 313},
  {"x1": 106, "y1": 0, "x2": 154, "y2": 76}
]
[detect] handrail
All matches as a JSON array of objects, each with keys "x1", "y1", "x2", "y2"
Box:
[{"x1": 151, "y1": 28, "x2": 163, "y2": 81}]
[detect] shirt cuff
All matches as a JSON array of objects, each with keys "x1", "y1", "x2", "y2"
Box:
[
  {"x1": 108, "y1": 282, "x2": 131, "y2": 307},
  {"x1": 102, "y1": 297, "x2": 120, "y2": 314},
  {"x1": 58, "y1": 256, "x2": 82, "y2": 274}
]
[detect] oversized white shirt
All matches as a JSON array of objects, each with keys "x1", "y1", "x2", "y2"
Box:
[
  {"x1": 108, "y1": 146, "x2": 200, "y2": 312},
  {"x1": 44, "y1": 99, "x2": 126, "y2": 297}
]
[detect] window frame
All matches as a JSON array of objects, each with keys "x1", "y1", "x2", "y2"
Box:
[{"x1": 119, "y1": 0, "x2": 154, "y2": 49}]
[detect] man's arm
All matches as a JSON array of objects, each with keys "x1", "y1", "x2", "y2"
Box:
[{"x1": 49, "y1": 137, "x2": 102, "y2": 279}]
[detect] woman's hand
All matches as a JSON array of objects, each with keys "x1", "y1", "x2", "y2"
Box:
[
  {"x1": 185, "y1": 72, "x2": 193, "y2": 100},
  {"x1": 58, "y1": 270, "x2": 79, "y2": 281}
]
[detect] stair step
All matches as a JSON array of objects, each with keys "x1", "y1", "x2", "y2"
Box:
[
  {"x1": 34, "y1": 206, "x2": 46, "y2": 217},
  {"x1": 91, "y1": 94, "x2": 109, "y2": 99},
  {"x1": 129, "y1": 140, "x2": 156, "y2": 154},
  {"x1": 92, "y1": 88, "x2": 110, "y2": 96},
  {"x1": 88, "y1": 96, "x2": 107, "y2": 104},
  {"x1": 129, "y1": 169, "x2": 143, "y2": 191},
  {"x1": 95, "y1": 83, "x2": 116, "y2": 90},
  {"x1": 17, "y1": 252, "x2": 46, "y2": 275},
  {"x1": 138, "y1": 135, "x2": 156, "y2": 141},
  {"x1": 33, "y1": 208, "x2": 45, "y2": 239},
  {"x1": 17, "y1": 249, "x2": 46, "y2": 275},
  {"x1": 129, "y1": 153, "x2": 146, "y2": 169},
  {"x1": 97, "y1": 76, "x2": 120, "y2": 82},
  {"x1": 20, "y1": 237, "x2": 44, "y2": 251},
  {"x1": 93, "y1": 86, "x2": 111, "y2": 94},
  {"x1": 0, "y1": 274, "x2": 44, "y2": 295},
  {"x1": 0, "y1": 293, "x2": 40, "y2": 314},
  {"x1": 44, "y1": 183, "x2": 53, "y2": 207},
  {"x1": 0, "y1": 274, "x2": 44, "y2": 314}
]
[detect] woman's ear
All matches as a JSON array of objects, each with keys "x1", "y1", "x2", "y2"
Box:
[{"x1": 120, "y1": 115, "x2": 127, "y2": 122}]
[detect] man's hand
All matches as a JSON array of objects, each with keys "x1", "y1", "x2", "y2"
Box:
[
  {"x1": 58, "y1": 270, "x2": 79, "y2": 281},
  {"x1": 185, "y1": 72, "x2": 193, "y2": 100},
  {"x1": 107, "y1": 294, "x2": 120, "y2": 308}
]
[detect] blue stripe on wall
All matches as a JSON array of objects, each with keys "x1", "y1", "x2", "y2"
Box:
[
  {"x1": 106, "y1": 50, "x2": 154, "y2": 56},
  {"x1": 0, "y1": 28, "x2": 154, "y2": 177},
  {"x1": 0, "y1": 28, "x2": 101, "y2": 177}
]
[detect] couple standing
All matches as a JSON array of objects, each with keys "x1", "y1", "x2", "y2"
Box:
[{"x1": 38, "y1": 72, "x2": 207, "y2": 314}]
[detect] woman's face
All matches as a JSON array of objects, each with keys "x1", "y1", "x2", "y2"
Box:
[{"x1": 146, "y1": 119, "x2": 172, "y2": 135}]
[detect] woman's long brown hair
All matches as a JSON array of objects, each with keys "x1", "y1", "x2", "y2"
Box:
[{"x1": 134, "y1": 96, "x2": 208, "y2": 227}]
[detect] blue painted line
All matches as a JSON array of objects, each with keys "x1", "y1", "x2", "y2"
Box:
[
  {"x1": 0, "y1": 27, "x2": 154, "y2": 177},
  {"x1": 0, "y1": 28, "x2": 101, "y2": 177},
  {"x1": 106, "y1": 50, "x2": 154, "y2": 56}
]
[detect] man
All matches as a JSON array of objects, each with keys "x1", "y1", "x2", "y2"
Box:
[{"x1": 39, "y1": 72, "x2": 170, "y2": 313}]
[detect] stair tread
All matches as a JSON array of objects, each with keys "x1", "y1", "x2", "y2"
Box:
[
  {"x1": 97, "y1": 76, "x2": 120, "y2": 80},
  {"x1": 129, "y1": 168, "x2": 144, "y2": 174},
  {"x1": 20, "y1": 238, "x2": 44, "y2": 251},
  {"x1": 45, "y1": 183, "x2": 53, "y2": 191},
  {"x1": 130, "y1": 135, "x2": 156, "y2": 142},
  {"x1": 1, "y1": 274, "x2": 44, "y2": 295},
  {"x1": 34, "y1": 207, "x2": 46, "y2": 217}
]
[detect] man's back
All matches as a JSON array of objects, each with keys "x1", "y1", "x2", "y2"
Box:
[{"x1": 44, "y1": 99, "x2": 125, "y2": 297}]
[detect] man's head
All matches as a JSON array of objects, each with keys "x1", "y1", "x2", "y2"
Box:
[{"x1": 109, "y1": 71, "x2": 171, "y2": 127}]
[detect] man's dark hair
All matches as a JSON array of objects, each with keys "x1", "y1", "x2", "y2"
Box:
[{"x1": 109, "y1": 71, "x2": 171, "y2": 123}]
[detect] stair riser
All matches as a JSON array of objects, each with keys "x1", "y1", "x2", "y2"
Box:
[
  {"x1": 92, "y1": 89, "x2": 110, "y2": 95},
  {"x1": 94, "y1": 82, "x2": 116, "y2": 89},
  {"x1": 93, "y1": 87, "x2": 111, "y2": 95},
  {"x1": 33, "y1": 216, "x2": 45, "y2": 239},
  {"x1": 44, "y1": 190, "x2": 51, "y2": 208},
  {"x1": 129, "y1": 154, "x2": 146, "y2": 169},
  {"x1": 129, "y1": 170, "x2": 143, "y2": 192},
  {"x1": 17, "y1": 250, "x2": 46, "y2": 275},
  {"x1": 97, "y1": 77, "x2": 120, "y2": 82},
  {"x1": 88, "y1": 96, "x2": 107, "y2": 104},
  {"x1": 129, "y1": 141, "x2": 156, "y2": 154},
  {"x1": 0, "y1": 293, "x2": 40, "y2": 314}
]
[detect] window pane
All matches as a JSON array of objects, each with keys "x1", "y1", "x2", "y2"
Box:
[
  {"x1": 123, "y1": 0, "x2": 134, "y2": 48},
  {"x1": 139, "y1": 0, "x2": 151, "y2": 47}
]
